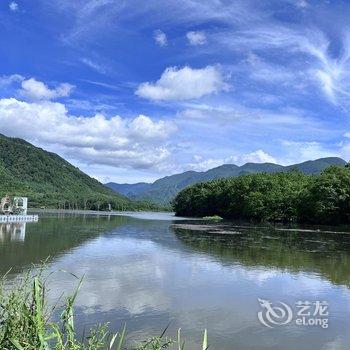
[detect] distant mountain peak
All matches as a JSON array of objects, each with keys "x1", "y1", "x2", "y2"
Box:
[{"x1": 106, "y1": 157, "x2": 347, "y2": 205}]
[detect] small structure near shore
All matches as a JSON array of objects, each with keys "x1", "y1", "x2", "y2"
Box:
[{"x1": 0, "y1": 196, "x2": 38, "y2": 222}]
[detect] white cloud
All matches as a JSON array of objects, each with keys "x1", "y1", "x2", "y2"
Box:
[
  {"x1": 296, "y1": 0, "x2": 308, "y2": 9},
  {"x1": 0, "y1": 98, "x2": 177, "y2": 170},
  {"x1": 186, "y1": 156, "x2": 223, "y2": 171},
  {"x1": 153, "y1": 30, "x2": 167, "y2": 47},
  {"x1": 238, "y1": 149, "x2": 277, "y2": 164},
  {"x1": 128, "y1": 115, "x2": 176, "y2": 140},
  {"x1": 340, "y1": 134, "x2": 350, "y2": 160},
  {"x1": 19, "y1": 78, "x2": 74, "y2": 101},
  {"x1": 219, "y1": 25, "x2": 350, "y2": 105},
  {"x1": 0, "y1": 74, "x2": 24, "y2": 86},
  {"x1": 245, "y1": 53, "x2": 301, "y2": 85},
  {"x1": 180, "y1": 107, "x2": 236, "y2": 121},
  {"x1": 46, "y1": 0, "x2": 257, "y2": 45},
  {"x1": 186, "y1": 31, "x2": 206, "y2": 45},
  {"x1": 136, "y1": 65, "x2": 229, "y2": 101},
  {"x1": 341, "y1": 142, "x2": 350, "y2": 160},
  {"x1": 178, "y1": 103, "x2": 312, "y2": 129},
  {"x1": 281, "y1": 140, "x2": 338, "y2": 163},
  {"x1": 81, "y1": 58, "x2": 106, "y2": 74},
  {"x1": 302, "y1": 33, "x2": 350, "y2": 105},
  {"x1": 9, "y1": 1, "x2": 18, "y2": 12},
  {"x1": 186, "y1": 150, "x2": 277, "y2": 171}
]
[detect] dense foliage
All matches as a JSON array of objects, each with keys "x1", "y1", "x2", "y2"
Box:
[
  {"x1": 173, "y1": 166, "x2": 350, "y2": 224},
  {"x1": 0, "y1": 134, "x2": 158, "y2": 211}
]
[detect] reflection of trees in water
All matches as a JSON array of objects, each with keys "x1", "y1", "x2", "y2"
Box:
[
  {"x1": 0, "y1": 222, "x2": 26, "y2": 242},
  {"x1": 173, "y1": 225, "x2": 350, "y2": 287},
  {"x1": 0, "y1": 214, "x2": 131, "y2": 274}
]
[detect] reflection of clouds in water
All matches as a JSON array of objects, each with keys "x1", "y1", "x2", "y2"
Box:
[
  {"x1": 234, "y1": 267, "x2": 280, "y2": 285},
  {"x1": 50, "y1": 235, "x2": 346, "y2": 303},
  {"x1": 42, "y1": 231, "x2": 350, "y2": 350},
  {"x1": 282, "y1": 272, "x2": 334, "y2": 295},
  {"x1": 1, "y1": 214, "x2": 350, "y2": 349},
  {"x1": 47, "y1": 238, "x2": 172, "y2": 315}
]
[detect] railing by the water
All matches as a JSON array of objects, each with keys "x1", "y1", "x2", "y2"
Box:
[{"x1": 0, "y1": 215, "x2": 38, "y2": 223}]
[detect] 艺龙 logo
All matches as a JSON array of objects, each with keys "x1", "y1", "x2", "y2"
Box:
[
  {"x1": 257, "y1": 298, "x2": 293, "y2": 328},
  {"x1": 257, "y1": 299, "x2": 329, "y2": 329}
]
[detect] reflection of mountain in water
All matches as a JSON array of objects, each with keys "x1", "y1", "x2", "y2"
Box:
[
  {"x1": 0, "y1": 214, "x2": 131, "y2": 274},
  {"x1": 0, "y1": 222, "x2": 26, "y2": 242},
  {"x1": 172, "y1": 223, "x2": 350, "y2": 287}
]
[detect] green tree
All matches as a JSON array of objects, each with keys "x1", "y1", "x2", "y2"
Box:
[{"x1": 173, "y1": 166, "x2": 350, "y2": 225}]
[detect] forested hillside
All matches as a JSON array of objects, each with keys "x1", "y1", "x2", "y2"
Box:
[
  {"x1": 107, "y1": 157, "x2": 347, "y2": 205},
  {"x1": 173, "y1": 166, "x2": 350, "y2": 224},
  {"x1": 0, "y1": 134, "x2": 155, "y2": 210}
]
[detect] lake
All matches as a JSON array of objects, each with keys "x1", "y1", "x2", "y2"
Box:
[{"x1": 1, "y1": 212, "x2": 350, "y2": 349}]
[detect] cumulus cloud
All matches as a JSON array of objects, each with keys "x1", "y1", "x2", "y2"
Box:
[
  {"x1": 187, "y1": 150, "x2": 277, "y2": 171},
  {"x1": 186, "y1": 156, "x2": 223, "y2": 171},
  {"x1": 9, "y1": 1, "x2": 18, "y2": 12},
  {"x1": 128, "y1": 115, "x2": 175, "y2": 140},
  {"x1": 154, "y1": 30, "x2": 167, "y2": 47},
  {"x1": 186, "y1": 31, "x2": 206, "y2": 45},
  {"x1": 136, "y1": 65, "x2": 229, "y2": 101},
  {"x1": 238, "y1": 150, "x2": 277, "y2": 164},
  {"x1": 0, "y1": 98, "x2": 177, "y2": 170},
  {"x1": 19, "y1": 78, "x2": 74, "y2": 101},
  {"x1": 280, "y1": 140, "x2": 337, "y2": 163}
]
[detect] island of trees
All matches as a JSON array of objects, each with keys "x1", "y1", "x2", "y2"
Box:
[{"x1": 173, "y1": 165, "x2": 350, "y2": 224}]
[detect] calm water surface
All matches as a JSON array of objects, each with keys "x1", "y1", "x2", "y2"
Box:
[{"x1": 1, "y1": 212, "x2": 350, "y2": 349}]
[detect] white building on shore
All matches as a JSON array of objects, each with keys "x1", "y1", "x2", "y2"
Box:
[{"x1": 0, "y1": 196, "x2": 38, "y2": 222}]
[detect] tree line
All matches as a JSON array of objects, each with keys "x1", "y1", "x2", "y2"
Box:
[{"x1": 173, "y1": 165, "x2": 350, "y2": 224}]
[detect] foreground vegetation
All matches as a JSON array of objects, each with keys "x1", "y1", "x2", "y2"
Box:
[
  {"x1": 0, "y1": 134, "x2": 160, "y2": 211},
  {"x1": 0, "y1": 272, "x2": 208, "y2": 350},
  {"x1": 173, "y1": 165, "x2": 350, "y2": 224}
]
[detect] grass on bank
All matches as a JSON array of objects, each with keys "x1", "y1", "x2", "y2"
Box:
[{"x1": 0, "y1": 271, "x2": 208, "y2": 350}]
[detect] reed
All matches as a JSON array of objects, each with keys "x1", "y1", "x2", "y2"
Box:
[{"x1": 0, "y1": 272, "x2": 209, "y2": 350}]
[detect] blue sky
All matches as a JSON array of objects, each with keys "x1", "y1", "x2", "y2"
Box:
[{"x1": 0, "y1": 0, "x2": 350, "y2": 183}]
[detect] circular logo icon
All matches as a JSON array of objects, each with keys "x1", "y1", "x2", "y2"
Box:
[{"x1": 258, "y1": 298, "x2": 293, "y2": 328}]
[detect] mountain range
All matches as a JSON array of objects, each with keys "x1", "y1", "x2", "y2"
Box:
[
  {"x1": 106, "y1": 157, "x2": 347, "y2": 205},
  {"x1": 0, "y1": 132, "x2": 347, "y2": 209}
]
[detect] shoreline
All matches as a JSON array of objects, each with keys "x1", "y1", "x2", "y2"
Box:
[{"x1": 28, "y1": 208, "x2": 195, "y2": 221}]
